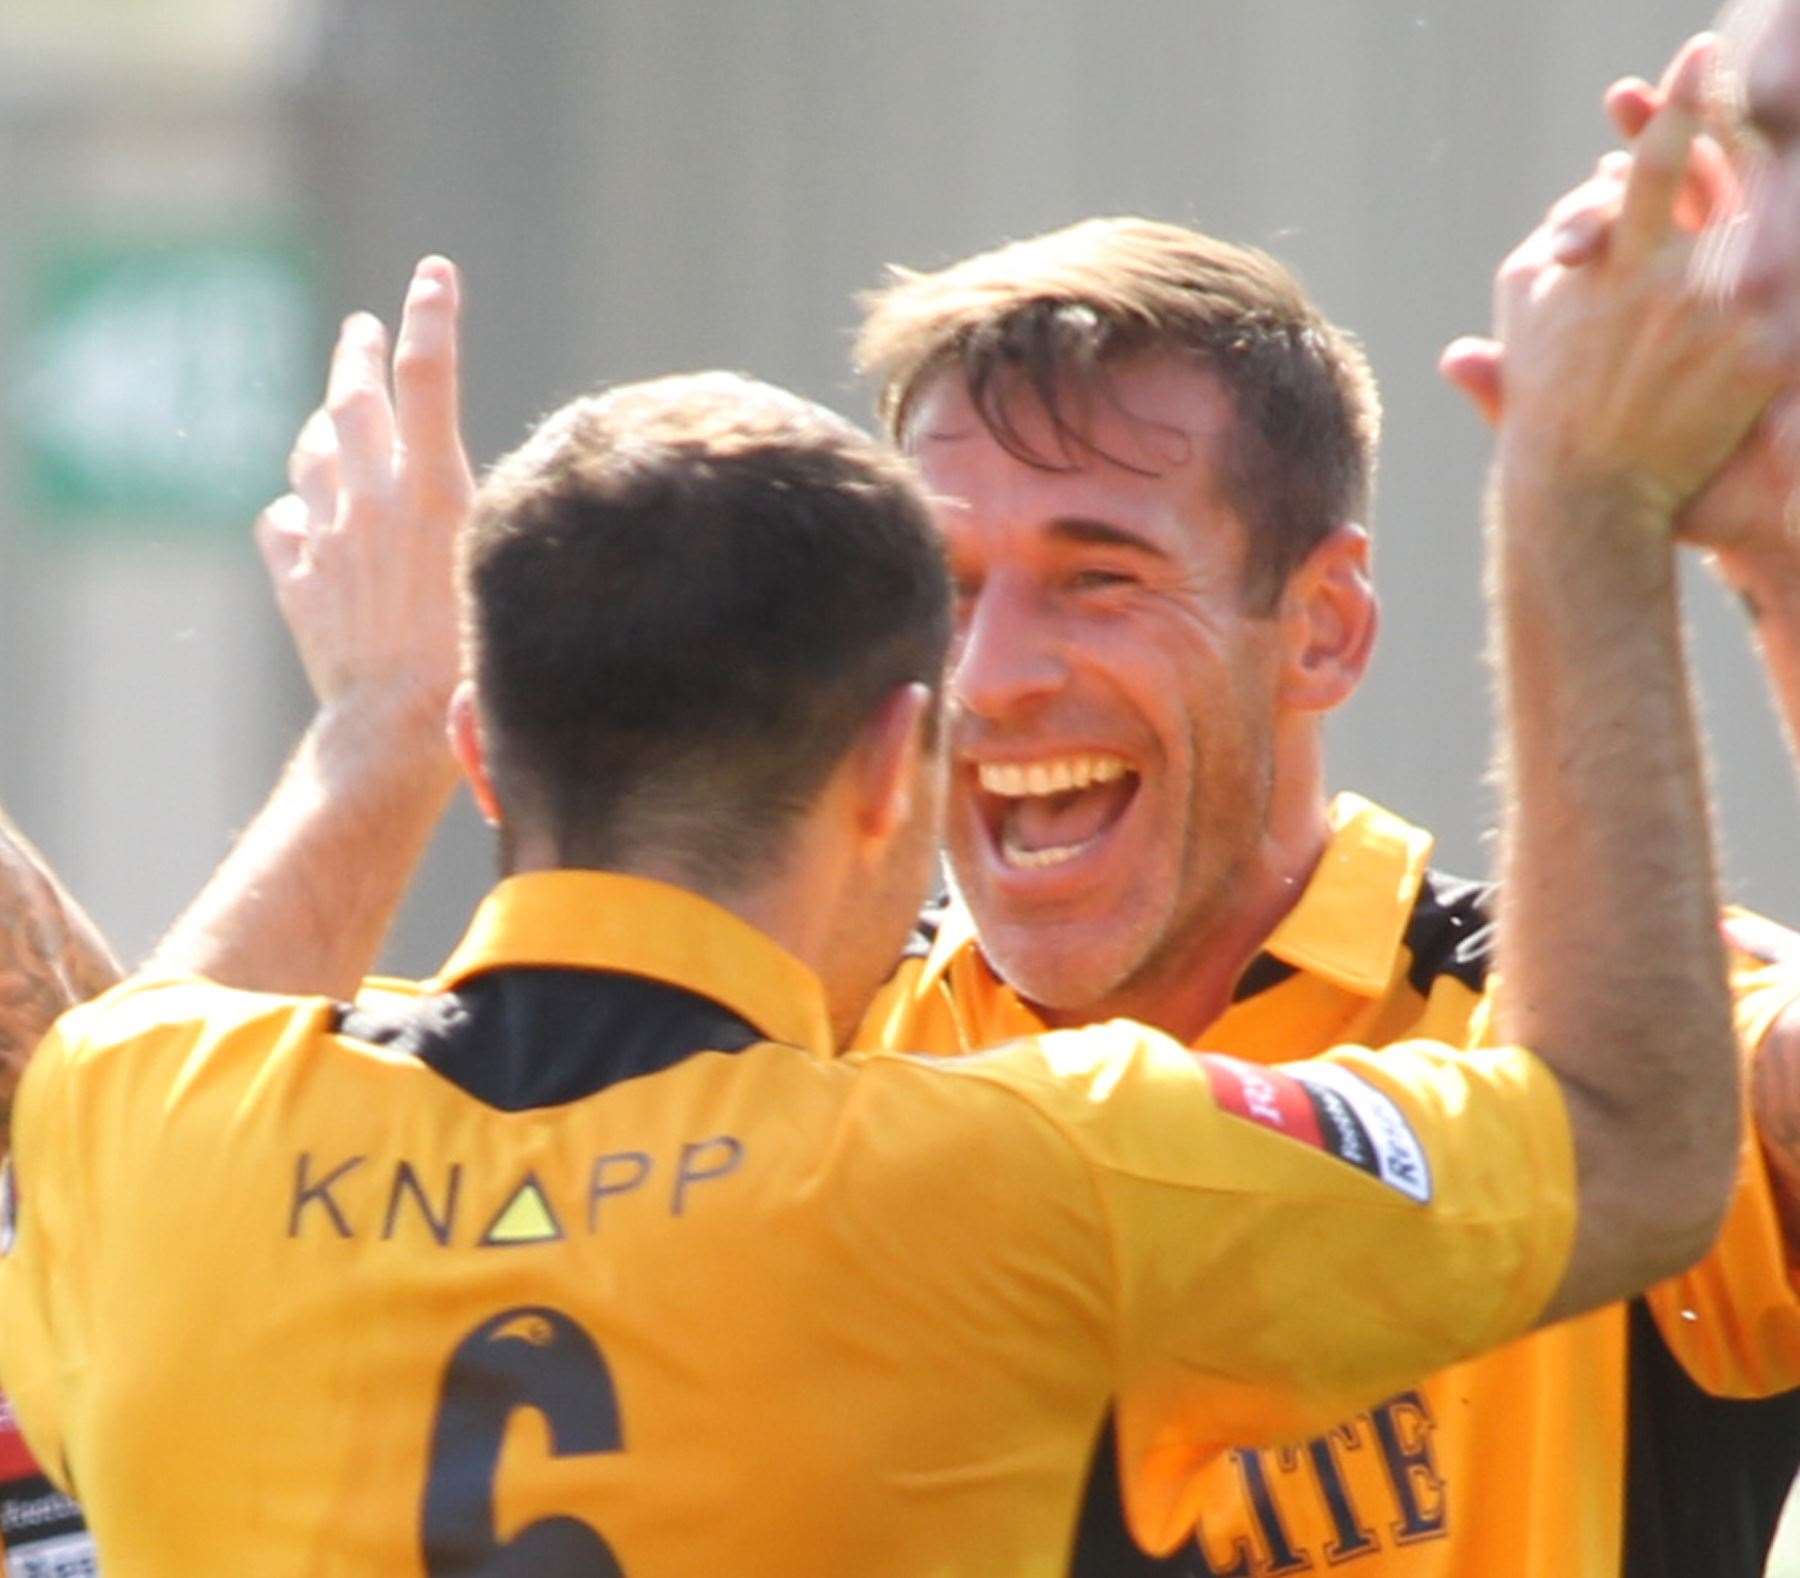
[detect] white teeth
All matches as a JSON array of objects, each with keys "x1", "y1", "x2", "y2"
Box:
[
  {"x1": 1001, "y1": 835, "x2": 1084, "y2": 870},
  {"x1": 977, "y1": 753, "x2": 1130, "y2": 798}
]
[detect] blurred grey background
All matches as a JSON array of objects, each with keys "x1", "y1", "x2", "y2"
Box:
[{"x1": 0, "y1": 0, "x2": 1790, "y2": 972}]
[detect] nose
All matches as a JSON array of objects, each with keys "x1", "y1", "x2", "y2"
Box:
[{"x1": 952, "y1": 573, "x2": 1068, "y2": 722}]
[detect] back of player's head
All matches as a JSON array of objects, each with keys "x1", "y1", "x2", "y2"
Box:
[
  {"x1": 856, "y1": 217, "x2": 1381, "y2": 610},
  {"x1": 463, "y1": 372, "x2": 951, "y2": 887}
]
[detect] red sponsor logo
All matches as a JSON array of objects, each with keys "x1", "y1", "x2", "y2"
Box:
[
  {"x1": 0, "y1": 1393, "x2": 41, "y2": 1483},
  {"x1": 1202, "y1": 1055, "x2": 1326, "y2": 1151}
]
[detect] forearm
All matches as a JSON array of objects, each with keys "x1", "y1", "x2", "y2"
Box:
[
  {"x1": 0, "y1": 807, "x2": 122, "y2": 1119},
  {"x1": 1494, "y1": 462, "x2": 1738, "y2": 1322},
  {"x1": 148, "y1": 687, "x2": 457, "y2": 1001}
]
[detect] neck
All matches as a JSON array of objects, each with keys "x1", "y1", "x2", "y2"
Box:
[{"x1": 506, "y1": 811, "x2": 864, "y2": 1044}]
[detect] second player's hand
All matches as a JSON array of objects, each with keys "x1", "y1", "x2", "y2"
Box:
[
  {"x1": 1445, "y1": 32, "x2": 1800, "y2": 567},
  {"x1": 1472, "y1": 39, "x2": 1782, "y2": 522},
  {"x1": 255, "y1": 256, "x2": 472, "y2": 753}
]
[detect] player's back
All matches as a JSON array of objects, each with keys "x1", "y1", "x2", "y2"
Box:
[
  {"x1": 0, "y1": 875, "x2": 1574, "y2": 1575},
  {"x1": 15, "y1": 972, "x2": 1126, "y2": 1574}
]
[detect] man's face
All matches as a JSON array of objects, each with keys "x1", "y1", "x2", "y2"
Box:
[
  {"x1": 909, "y1": 357, "x2": 1286, "y2": 1017},
  {"x1": 1735, "y1": 0, "x2": 1800, "y2": 355}
]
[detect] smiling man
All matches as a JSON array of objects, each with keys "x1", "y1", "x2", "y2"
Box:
[
  {"x1": 861, "y1": 232, "x2": 1375, "y2": 1047},
  {"x1": 854, "y1": 209, "x2": 1800, "y2": 1574}
]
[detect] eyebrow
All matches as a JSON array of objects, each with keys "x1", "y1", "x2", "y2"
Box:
[{"x1": 1043, "y1": 516, "x2": 1172, "y2": 558}]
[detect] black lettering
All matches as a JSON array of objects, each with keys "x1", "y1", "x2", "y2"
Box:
[
  {"x1": 288, "y1": 1153, "x2": 364, "y2": 1238},
  {"x1": 671, "y1": 1135, "x2": 743, "y2": 1216},
  {"x1": 1290, "y1": 1422, "x2": 1377, "y2": 1561},
  {"x1": 1236, "y1": 1450, "x2": 1311, "y2": 1573},
  {"x1": 1371, "y1": 1392, "x2": 1447, "y2": 1543},
  {"x1": 422, "y1": 1307, "x2": 623, "y2": 1575},
  {"x1": 588, "y1": 1152, "x2": 653, "y2": 1231},
  {"x1": 384, "y1": 1163, "x2": 463, "y2": 1246}
]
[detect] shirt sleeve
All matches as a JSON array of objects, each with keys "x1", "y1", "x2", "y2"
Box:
[
  {"x1": 929, "y1": 1021, "x2": 1576, "y2": 1552},
  {"x1": 1639, "y1": 936, "x2": 1800, "y2": 1397}
]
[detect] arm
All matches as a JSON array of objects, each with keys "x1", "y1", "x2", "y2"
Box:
[
  {"x1": 1446, "y1": 49, "x2": 1800, "y2": 1268},
  {"x1": 0, "y1": 807, "x2": 120, "y2": 1124},
  {"x1": 147, "y1": 258, "x2": 471, "y2": 999},
  {"x1": 1482, "y1": 39, "x2": 1783, "y2": 1326}
]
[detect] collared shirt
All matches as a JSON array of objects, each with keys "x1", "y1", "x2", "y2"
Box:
[
  {"x1": 0, "y1": 867, "x2": 1572, "y2": 1574},
  {"x1": 858, "y1": 792, "x2": 1800, "y2": 1577}
]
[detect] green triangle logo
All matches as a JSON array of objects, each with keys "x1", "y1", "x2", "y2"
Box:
[{"x1": 479, "y1": 1172, "x2": 565, "y2": 1247}]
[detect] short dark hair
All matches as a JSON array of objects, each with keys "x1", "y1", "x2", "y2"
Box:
[
  {"x1": 463, "y1": 372, "x2": 952, "y2": 888},
  {"x1": 856, "y1": 217, "x2": 1381, "y2": 610}
]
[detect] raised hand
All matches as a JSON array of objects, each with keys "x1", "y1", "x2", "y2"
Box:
[
  {"x1": 1477, "y1": 37, "x2": 1780, "y2": 518},
  {"x1": 255, "y1": 257, "x2": 471, "y2": 743},
  {"x1": 147, "y1": 258, "x2": 475, "y2": 998},
  {"x1": 1443, "y1": 33, "x2": 1797, "y2": 562}
]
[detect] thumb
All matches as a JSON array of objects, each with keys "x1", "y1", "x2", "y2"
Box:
[{"x1": 1439, "y1": 337, "x2": 1505, "y2": 427}]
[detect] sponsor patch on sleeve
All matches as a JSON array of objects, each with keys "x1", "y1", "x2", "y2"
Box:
[{"x1": 1202, "y1": 1055, "x2": 1433, "y2": 1204}]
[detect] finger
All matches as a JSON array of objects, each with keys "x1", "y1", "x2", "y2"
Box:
[
  {"x1": 1439, "y1": 336, "x2": 1504, "y2": 426},
  {"x1": 1544, "y1": 161, "x2": 1630, "y2": 266},
  {"x1": 1605, "y1": 77, "x2": 1658, "y2": 141},
  {"x1": 392, "y1": 257, "x2": 468, "y2": 488},
  {"x1": 254, "y1": 494, "x2": 312, "y2": 583},
  {"x1": 325, "y1": 312, "x2": 397, "y2": 497},
  {"x1": 1614, "y1": 34, "x2": 1713, "y2": 267},
  {"x1": 1546, "y1": 159, "x2": 1628, "y2": 228},
  {"x1": 1606, "y1": 83, "x2": 1737, "y2": 234},
  {"x1": 1552, "y1": 209, "x2": 1616, "y2": 267},
  {"x1": 286, "y1": 407, "x2": 340, "y2": 520},
  {"x1": 1680, "y1": 133, "x2": 1742, "y2": 229}
]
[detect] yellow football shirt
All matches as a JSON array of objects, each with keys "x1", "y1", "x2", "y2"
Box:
[
  {"x1": 0, "y1": 868, "x2": 1572, "y2": 1574},
  {"x1": 860, "y1": 793, "x2": 1800, "y2": 1576}
]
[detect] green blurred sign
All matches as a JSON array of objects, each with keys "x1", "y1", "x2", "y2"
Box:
[{"x1": 12, "y1": 231, "x2": 316, "y2": 529}]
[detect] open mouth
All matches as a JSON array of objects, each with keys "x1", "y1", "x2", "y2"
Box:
[{"x1": 974, "y1": 752, "x2": 1139, "y2": 871}]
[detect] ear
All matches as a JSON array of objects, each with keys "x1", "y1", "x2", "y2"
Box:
[
  {"x1": 447, "y1": 680, "x2": 505, "y2": 826},
  {"x1": 1274, "y1": 524, "x2": 1378, "y2": 713},
  {"x1": 847, "y1": 682, "x2": 936, "y2": 847}
]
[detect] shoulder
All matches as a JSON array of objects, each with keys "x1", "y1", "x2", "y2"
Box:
[
  {"x1": 34, "y1": 972, "x2": 403, "y2": 1105},
  {"x1": 51, "y1": 972, "x2": 329, "y2": 1057}
]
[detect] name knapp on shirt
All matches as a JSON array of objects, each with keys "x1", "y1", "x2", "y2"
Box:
[{"x1": 284, "y1": 1135, "x2": 746, "y2": 1247}]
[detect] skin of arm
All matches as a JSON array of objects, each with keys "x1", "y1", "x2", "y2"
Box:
[
  {"x1": 1486, "y1": 39, "x2": 1784, "y2": 1327},
  {"x1": 0, "y1": 807, "x2": 121, "y2": 1128},
  {"x1": 1446, "y1": 45, "x2": 1800, "y2": 1262},
  {"x1": 146, "y1": 259, "x2": 470, "y2": 1000}
]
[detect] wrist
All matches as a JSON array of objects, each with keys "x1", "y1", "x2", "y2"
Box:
[
  {"x1": 311, "y1": 679, "x2": 459, "y2": 794},
  {"x1": 1491, "y1": 459, "x2": 1680, "y2": 605},
  {"x1": 1494, "y1": 438, "x2": 1683, "y2": 533}
]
